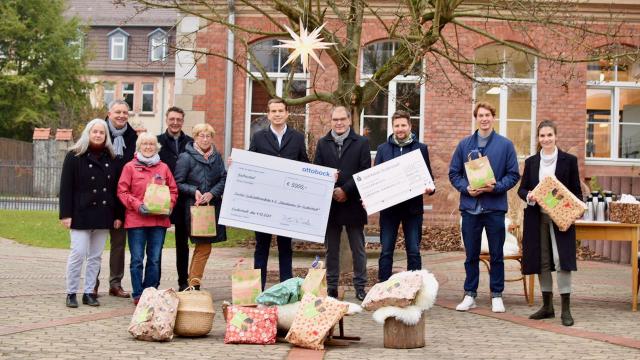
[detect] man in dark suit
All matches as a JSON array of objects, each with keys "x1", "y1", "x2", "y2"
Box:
[
  {"x1": 314, "y1": 106, "x2": 371, "y2": 300},
  {"x1": 249, "y1": 98, "x2": 309, "y2": 289},
  {"x1": 157, "y1": 106, "x2": 193, "y2": 291},
  {"x1": 103, "y1": 99, "x2": 137, "y2": 298}
]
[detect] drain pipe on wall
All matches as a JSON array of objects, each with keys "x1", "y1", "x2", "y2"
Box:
[{"x1": 223, "y1": 0, "x2": 235, "y2": 160}]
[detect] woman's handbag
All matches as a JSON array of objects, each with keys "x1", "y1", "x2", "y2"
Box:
[{"x1": 174, "y1": 280, "x2": 215, "y2": 337}]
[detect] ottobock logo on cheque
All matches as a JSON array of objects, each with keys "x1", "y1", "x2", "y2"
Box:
[{"x1": 302, "y1": 167, "x2": 331, "y2": 177}]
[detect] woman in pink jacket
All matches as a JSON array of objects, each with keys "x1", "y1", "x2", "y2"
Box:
[{"x1": 117, "y1": 132, "x2": 178, "y2": 304}]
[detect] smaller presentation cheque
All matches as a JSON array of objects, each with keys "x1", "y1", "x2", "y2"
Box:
[
  {"x1": 353, "y1": 149, "x2": 434, "y2": 215},
  {"x1": 219, "y1": 149, "x2": 337, "y2": 243}
]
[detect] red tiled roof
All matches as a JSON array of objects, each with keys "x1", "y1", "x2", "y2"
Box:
[
  {"x1": 55, "y1": 129, "x2": 73, "y2": 141},
  {"x1": 32, "y1": 128, "x2": 51, "y2": 140}
]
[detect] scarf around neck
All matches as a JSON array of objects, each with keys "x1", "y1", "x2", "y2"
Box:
[
  {"x1": 108, "y1": 120, "x2": 128, "y2": 157},
  {"x1": 331, "y1": 128, "x2": 350, "y2": 158},
  {"x1": 135, "y1": 152, "x2": 161, "y2": 166},
  {"x1": 540, "y1": 146, "x2": 558, "y2": 166},
  {"x1": 392, "y1": 134, "x2": 414, "y2": 147},
  {"x1": 194, "y1": 143, "x2": 214, "y2": 160}
]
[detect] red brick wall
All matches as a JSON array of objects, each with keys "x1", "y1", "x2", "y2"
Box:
[{"x1": 190, "y1": 16, "x2": 640, "y2": 225}]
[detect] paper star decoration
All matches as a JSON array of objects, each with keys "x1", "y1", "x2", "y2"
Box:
[{"x1": 275, "y1": 20, "x2": 335, "y2": 73}]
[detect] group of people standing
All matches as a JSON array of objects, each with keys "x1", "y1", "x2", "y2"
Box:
[
  {"x1": 60, "y1": 98, "x2": 580, "y2": 326},
  {"x1": 60, "y1": 101, "x2": 226, "y2": 307}
]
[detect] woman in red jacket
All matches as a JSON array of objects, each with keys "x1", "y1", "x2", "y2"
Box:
[{"x1": 117, "y1": 132, "x2": 178, "y2": 304}]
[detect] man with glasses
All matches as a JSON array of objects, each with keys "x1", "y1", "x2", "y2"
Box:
[
  {"x1": 249, "y1": 98, "x2": 309, "y2": 289},
  {"x1": 314, "y1": 106, "x2": 371, "y2": 300},
  {"x1": 157, "y1": 106, "x2": 193, "y2": 291}
]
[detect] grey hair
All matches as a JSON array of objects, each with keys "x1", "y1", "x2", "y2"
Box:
[
  {"x1": 135, "y1": 132, "x2": 162, "y2": 153},
  {"x1": 69, "y1": 119, "x2": 115, "y2": 158},
  {"x1": 108, "y1": 99, "x2": 130, "y2": 111},
  {"x1": 331, "y1": 105, "x2": 351, "y2": 120}
]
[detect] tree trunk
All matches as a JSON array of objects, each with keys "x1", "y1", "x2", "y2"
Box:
[{"x1": 383, "y1": 312, "x2": 425, "y2": 349}]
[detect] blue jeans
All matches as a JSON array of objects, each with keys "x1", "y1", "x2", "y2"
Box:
[
  {"x1": 128, "y1": 227, "x2": 166, "y2": 299},
  {"x1": 378, "y1": 212, "x2": 423, "y2": 282},
  {"x1": 461, "y1": 211, "x2": 505, "y2": 297},
  {"x1": 254, "y1": 232, "x2": 292, "y2": 290}
]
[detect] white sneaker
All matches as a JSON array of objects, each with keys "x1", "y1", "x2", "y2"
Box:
[
  {"x1": 456, "y1": 295, "x2": 477, "y2": 311},
  {"x1": 492, "y1": 297, "x2": 506, "y2": 313}
]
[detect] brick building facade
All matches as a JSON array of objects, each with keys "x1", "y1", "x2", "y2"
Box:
[{"x1": 173, "y1": 3, "x2": 640, "y2": 225}]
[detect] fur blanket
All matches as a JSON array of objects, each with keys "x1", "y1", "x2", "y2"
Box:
[{"x1": 372, "y1": 270, "x2": 439, "y2": 326}]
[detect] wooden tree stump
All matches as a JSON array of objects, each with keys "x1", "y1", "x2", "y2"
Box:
[{"x1": 383, "y1": 312, "x2": 425, "y2": 349}]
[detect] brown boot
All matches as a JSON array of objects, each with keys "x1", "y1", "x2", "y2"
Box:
[
  {"x1": 529, "y1": 291, "x2": 555, "y2": 319},
  {"x1": 561, "y1": 293, "x2": 574, "y2": 326}
]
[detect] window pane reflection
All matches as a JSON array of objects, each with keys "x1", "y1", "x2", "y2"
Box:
[
  {"x1": 586, "y1": 88, "x2": 612, "y2": 158},
  {"x1": 363, "y1": 117, "x2": 387, "y2": 151},
  {"x1": 619, "y1": 88, "x2": 640, "y2": 158},
  {"x1": 364, "y1": 90, "x2": 388, "y2": 115},
  {"x1": 507, "y1": 120, "x2": 530, "y2": 156}
]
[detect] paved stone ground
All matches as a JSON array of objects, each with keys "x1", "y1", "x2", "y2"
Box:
[{"x1": 1, "y1": 238, "x2": 639, "y2": 359}]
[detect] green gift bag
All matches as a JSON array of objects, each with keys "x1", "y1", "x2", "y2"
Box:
[
  {"x1": 231, "y1": 259, "x2": 261, "y2": 306},
  {"x1": 143, "y1": 183, "x2": 171, "y2": 215},
  {"x1": 464, "y1": 152, "x2": 496, "y2": 190},
  {"x1": 190, "y1": 205, "x2": 216, "y2": 237},
  {"x1": 256, "y1": 277, "x2": 304, "y2": 305}
]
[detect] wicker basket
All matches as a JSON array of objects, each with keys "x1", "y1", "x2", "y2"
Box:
[
  {"x1": 174, "y1": 288, "x2": 215, "y2": 337},
  {"x1": 609, "y1": 202, "x2": 640, "y2": 224}
]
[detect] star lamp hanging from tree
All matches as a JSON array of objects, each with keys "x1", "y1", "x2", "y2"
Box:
[{"x1": 275, "y1": 20, "x2": 335, "y2": 73}]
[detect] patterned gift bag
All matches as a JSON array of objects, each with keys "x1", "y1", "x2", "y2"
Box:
[
  {"x1": 531, "y1": 175, "x2": 587, "y2": 231},
  {"x1": 143, "y1": 180, "x2": 171, "y2": 215},
  {"x1": 361, "y1": 271, "x2": 423, "y2": 311},
  {"x1": 464, "y1": 152, "x2": 496, "y2": 189},
  {"x1": 231, "y1": 259, "x2": 261, "y2": 306},
  {"x1": 128, "y1": 288, "x2": 179, "y2": 341},
  {"x1": 301, "y1": 256, "x2": 327, "y2": 297},
  {"x1": 285, "y1": 294, "x2": 348, "y2": 350},
  {"x1": 223, "y1": 305, "x2": 278, "y2": 344},
  {"x1": 190, "y1": 205, "x2": 216, "y2": 237}
]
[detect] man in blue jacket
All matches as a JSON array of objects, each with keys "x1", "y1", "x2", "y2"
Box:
[
  {"x1": 448, "y1": 102, "x2": 520, "y2": 313},
  {"x1": 375, "y1": 110, "x2": 435, "y2": 282}
]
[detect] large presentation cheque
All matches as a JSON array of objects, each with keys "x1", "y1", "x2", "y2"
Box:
[
  {"x1": 353, "y1": 149, "x2": 434, "y2": 215},
  {"x1": 219, "y1": 149, "x2": 337, "y2": 243}
]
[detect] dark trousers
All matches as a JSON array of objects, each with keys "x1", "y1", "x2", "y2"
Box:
[
  {"x1": 461, "y1": 211, "x2": 505, "y2": 297},
  {"x1": 325, "y1": 223, "x2": 368, "y2": 291},
  {"x1": 109, "y1": 227, "x2": 127, "y2": 288},
  {"x1": 174, "y1": 221, "x2": 189, "y2": 288},
  {"x1": 378, "y1": 212, "x2": 423, "y2": 282},
  {"x1": 254, "y1": 232, "x2": 292, "y2": 290}
]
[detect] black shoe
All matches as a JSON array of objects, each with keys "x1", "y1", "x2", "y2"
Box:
[
  {"x1": 561, "y1": 293, "x2": 574, "y2": 326},
  {"x1": 82, "y1": 293, "x2": 100, "y2": 306},
  {"x1": 529, "y1": 291, "x2": 555, "y2": 320},
  {"x1": 194, "y1": 285, "x2": 200, "y2": 291},
  {"x1": 178, "y1": 283, "x2": 188, "y2": 292},
  {"x1": 66, "y1": 294, "x2": 78, "y2": 308},
  {"x1": 327, "y1": 288, "x2": 339, "y2": 298},
  {"x1": 356, "y1": 288, "x2": 367, "y2": 301}
]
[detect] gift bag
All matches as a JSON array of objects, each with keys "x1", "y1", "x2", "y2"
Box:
[
  {"x1": 464, "y1": 152, "x2": 496, "y2": 189},
  {"x1": 301, "y1": 256, "x2": 327, "y2": 297},
  {"x1": 143, "y1": 177, "x2": 171, "y2": 215},
  {"x1": 231, "y1": 259, "x2": 262, "y2": 306},
  {"x1": 224, "y1": 305, "x2": 278, "y2": 344},
  {"x1": 256, "y1": 277, "x2": 304, "y2": 306},
  {"x1": 128, "y1": 288, "x2": 179, "y2": 342},
  {"x1": 190, "y1": 205, "x2": 216, "y2": 237},
  {"x1": 285, "y1": 294, "x2": 348, "y2": 350},
  {"x1": 531, "y1": 175, "x2": 587, "y2": 231},
  {"x1": 361, "y1": 271, "x2": 423, "y2": 311}
]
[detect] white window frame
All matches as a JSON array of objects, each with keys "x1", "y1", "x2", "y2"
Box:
[
  {"x1": 473, "y1": 46, "x2": 538, "y2": 157},
  {"x1": 148, "y1": 29, "x2": 168, "y2": 62},
  {"x1": 103, "y1": 82, "x2": 115, "y2": 108},
  {"x1": 359, "y1": 41, "x2": 425, "y2": 155},
  {"x1": 244, "y1": 40, "x2": 309, "y2": 147},
  {"x1": 586, "y1": 81, "x2": 640, "y2": 165},
  {"x1": 122, "y1": 82, "x2": 135, "y2": 112},
  {"x1": 108, "y1": 28, "x2": 129, "y2": 61},
  {"x1": 141, "y1": 82, "x2": 154, "y2": 113}
]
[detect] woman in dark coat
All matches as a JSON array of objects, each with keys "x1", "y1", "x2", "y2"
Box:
[
  {"x1": 59, "y1": 119, "x2": 123, "y2": 308},
  {"x1": 518, "y1": 120, "x2": 582, "y2": 326},
  {"x1": 173, "y1": 123, "x2": 226, "y2": 289}
]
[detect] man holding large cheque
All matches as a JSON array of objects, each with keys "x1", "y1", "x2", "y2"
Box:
[
  {"x1": 246, "y1": 98, "x2": 310, "y2": 290},
  {"x1": 372, "y1": 110, "x2": 435, "y2": 282}
]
